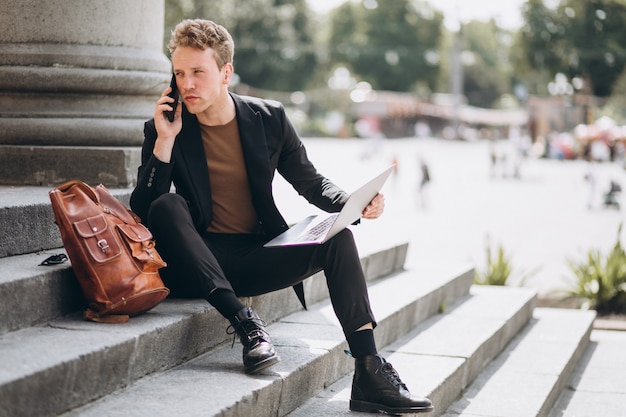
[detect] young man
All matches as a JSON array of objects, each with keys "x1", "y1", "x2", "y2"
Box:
[{"x1": 130, "y1": 19, "x2": 433, "y2": 415}]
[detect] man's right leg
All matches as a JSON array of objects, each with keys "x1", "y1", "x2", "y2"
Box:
[{"x1": 146, "y1": 193, "x2": 279, "y2": 374}]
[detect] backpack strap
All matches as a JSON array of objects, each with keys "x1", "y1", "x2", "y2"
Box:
[{"x1": 83, "y1": 309, "x2": 129, "y2": 323}]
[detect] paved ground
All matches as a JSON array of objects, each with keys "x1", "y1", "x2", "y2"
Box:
[
  {"x1": 548, "y1": 328, "x2": 626, "y2": 417},
  {"x1": 275, "y1": 136, "x2": 626, "y2": 301}
]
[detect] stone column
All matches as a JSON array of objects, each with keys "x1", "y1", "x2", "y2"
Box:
[{"x1": 0, "y1": 0, "x2": 171, "y2": 187}]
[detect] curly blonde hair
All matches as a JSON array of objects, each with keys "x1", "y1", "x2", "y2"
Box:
[{"x1": 168, "y1": 19, "x2": 234, "y2": 69}]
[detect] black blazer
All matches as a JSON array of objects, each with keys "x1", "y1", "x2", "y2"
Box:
[{"x1": 130, "y1": 92, "x2": 348, "y2": 240}]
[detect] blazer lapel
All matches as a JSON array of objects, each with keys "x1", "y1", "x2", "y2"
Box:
[
  {"x1": 231, "y1": 94, "x2": 287, "y2": 237},
  {"x1": 176, "y1": 107, "x2": 213, "y2": 228},
  {"x1": 232, "y1": 94, "x2": 273, "y2": 192}
]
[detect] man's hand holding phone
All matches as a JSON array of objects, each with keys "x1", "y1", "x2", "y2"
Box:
[
  {"x1": 163, "y1": 73, "x2": 179, "y2": 122},
  {"x1": 153, "y1": 74, "x2": 183, "y2": 163}
]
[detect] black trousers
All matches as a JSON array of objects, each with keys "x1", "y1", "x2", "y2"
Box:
[{"x1": 146, "y1": 193, "x2": 376, "y2": 335}]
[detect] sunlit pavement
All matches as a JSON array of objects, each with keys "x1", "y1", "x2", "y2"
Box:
[{"x1": 275, "y1": 136, "x2": 626, "y2": 299}]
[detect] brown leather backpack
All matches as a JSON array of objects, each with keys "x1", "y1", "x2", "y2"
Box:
[{"x1": 49, "y1": 180, "x2": 169, "y2": 323}]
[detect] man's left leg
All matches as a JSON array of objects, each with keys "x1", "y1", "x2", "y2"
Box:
[{"x1": 312, "y1": 230, "x2": 434, "y2": 415}]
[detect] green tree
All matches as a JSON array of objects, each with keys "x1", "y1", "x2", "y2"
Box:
[
  {"x1": 519, "y1": 0, "x2": 626, "y2": 98},
  {"x1": 460, "y1": 20, "x2": 515, "y2": 108},
  {"x1": 599, "y1": 69, "x2": 626, "y2": 123},
  {"x1": 519, "y1": 0, "x2": 563, "y2": 76},
  {"x1": 327, "y1": 2, "x2": 365, "y2": 68},
  {"x1": 559, "y1": 0, "x2": 626, "y2": 98},
  {"x1": 328, "y1": 0, "x2": 444, "y2": 92}
]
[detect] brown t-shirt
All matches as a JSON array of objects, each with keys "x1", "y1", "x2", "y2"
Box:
[{"x1": 200, "y1": 117, "x2": 261, "y2": 234}]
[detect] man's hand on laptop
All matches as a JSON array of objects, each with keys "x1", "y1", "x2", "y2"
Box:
[{"x1": 362, "y1": 193, "x2": 385, "y2": 219}]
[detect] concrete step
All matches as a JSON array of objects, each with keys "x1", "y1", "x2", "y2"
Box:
[
  {"x1": 0, "y1": 250, "x2": 83, "y2": 335},
  {"x1": 0, "y1": 236, "x2": 406, "y2": 336},
  {"x1": 287, "y1": 305, "x2": 595, "y2": 417},
  {"x1": 52, "y1": 266, "x2": 477, "y2": 417},
  {"x1": 0, "y1": 241, "x2": 451, "y2": 417},
  {"x1": 440, "y1": 308, "x2": 596, "y2": 417},
  {"x1": 20, "y1": 264, "x2": 474, "y2": 417},
  {"x1": 548, "y1": 329, "x2": 626, "y2": 417},
  {"x1": 0, "y1": 186, "x2": 131, "y2": 258},
  {"x1": 287, "y1": 285, "x2": 538, "y2": 417}
]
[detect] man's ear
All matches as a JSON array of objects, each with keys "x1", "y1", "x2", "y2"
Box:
[{"x1": 223, "y1": 63, "x2": 234, "y2": 84}]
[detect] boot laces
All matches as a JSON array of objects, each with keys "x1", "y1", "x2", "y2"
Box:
[
  {"x1": 226, "y1": 317, "x2": 269, "y2": 348},
  {"x1": 379, "y1": 361, "x2": 408, "y2": 390}
]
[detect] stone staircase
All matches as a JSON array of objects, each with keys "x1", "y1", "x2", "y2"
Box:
[{"x1": 0, "y1": 187, "x2": 596, "y2": 417}]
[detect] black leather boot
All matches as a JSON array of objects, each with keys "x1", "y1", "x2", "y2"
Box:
[
  {"x1": 350, "y1": 354, "x2": 433, "y2": 414},
  {"x1": 228, "y1": 307, "x2": 280, "y2": 374}
]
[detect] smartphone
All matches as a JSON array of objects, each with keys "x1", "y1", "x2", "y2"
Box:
[{"x1": 163, "y1": 74, "x2": 179, "y2": 122}]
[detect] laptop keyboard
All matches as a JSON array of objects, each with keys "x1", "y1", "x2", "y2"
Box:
[{"x1": 294, "y1": 214, "x2": 338, "y2": 242}]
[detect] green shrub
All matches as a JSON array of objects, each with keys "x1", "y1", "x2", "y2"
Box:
[
  {"x1": 565, "y1": 224, "x2": 626, "y2": 315},
  {"x1": 474, "y1": 243, "x2": 512, "y2": 286}
]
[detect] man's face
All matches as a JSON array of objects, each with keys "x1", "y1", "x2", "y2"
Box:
[{"x1": 171, "y1": 46, "x2": 232, "y2": 116}]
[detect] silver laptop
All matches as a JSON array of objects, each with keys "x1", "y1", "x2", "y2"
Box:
[{"x1": 264, "y1": 165, "x2": 394, "y2": 247}]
